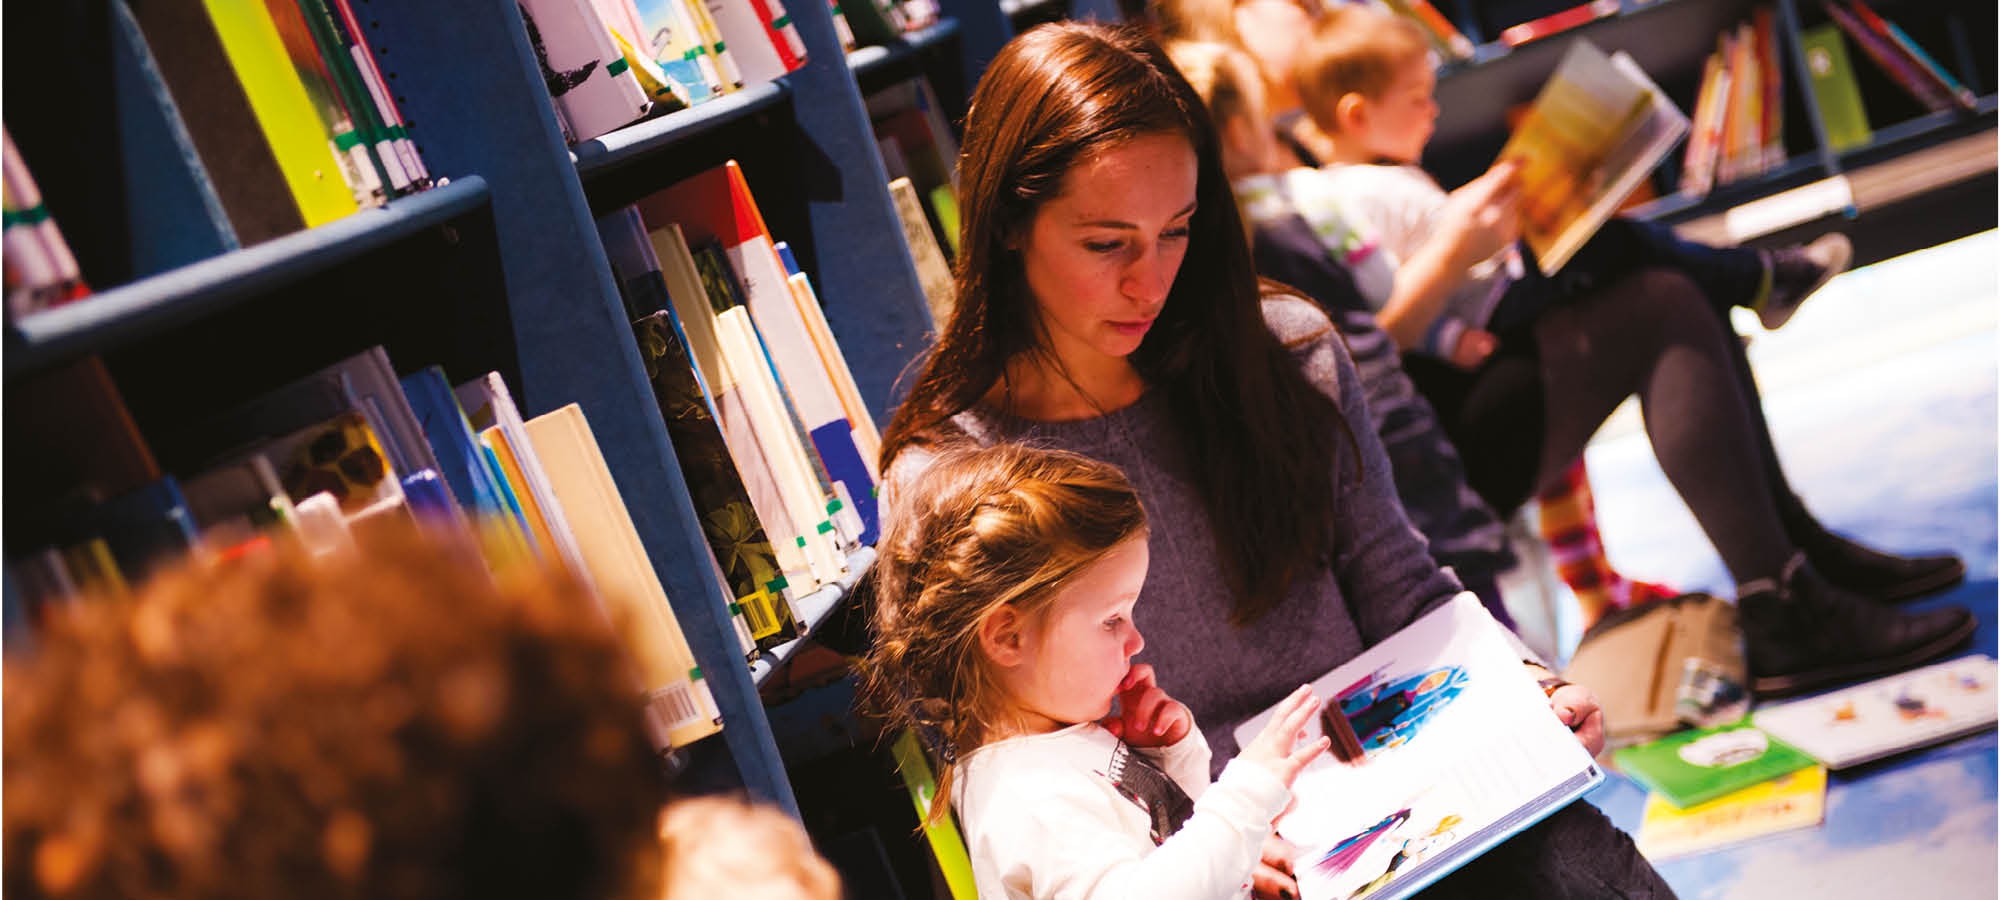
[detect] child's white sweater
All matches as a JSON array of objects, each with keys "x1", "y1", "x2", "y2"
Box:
[{"x1": 953, "y1": 722, "x2": 1290, "y2": 900}]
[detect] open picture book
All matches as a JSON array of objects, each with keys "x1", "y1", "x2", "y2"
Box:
[
  {"x1": 1233, "y1": 593, "x2": 1601, "y2": 900},
  {"x1": 1752, "y1": 654, "x2": 1998, "y2": 769},
  {"x1": 1499, "y1": 39, "x2": 1690, "y2": 275}
]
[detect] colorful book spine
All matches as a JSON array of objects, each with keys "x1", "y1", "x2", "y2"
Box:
[
  {"x1": 1381, "y1": 0, "x2": 1473, "y2": 62},
  {"x1": 2, "y1": 127, "x2": 89, "y2": 318},
  {"x1": 329, "y1": 0, "x2": 433, "y2": 189},
  {"x1": 1681, "y1": 46, "x2": 1730, "y2": 196},
  {"x1": 1799, "y1": 24, "x2": 1873, "y2": 151},
  {"x1": 260, "y1": 0, "x2": 385, "y2": 207},
  {"x1": 1822, "y1": 0, "x2": 1952, "y2": 112},
  {"x1": 1844, "y1": 0, "x2": 1977, "y2": 110},
  {"x1": 1498, "y1": 0, "x2": 1618, "y2": 48},
  {"x1": 703, "y1": 0, "x2": 793, "y2": 83},
  {"x1": 297, "y1": 0, "x2": 409, "y2": 195},
  {"x1": 1753, "y1": 7, "x2": 1785, "y2": 171},
  {"x1": 519, "y1": 0, "x2": 655, "y2": 142},
  {"x1": 633, "y1": 0, "x2": 724, "y2": 104},
  {"x1": 688, "y1": 0, "x2": 747, "y2": 91},
  {"x1": 202, "y1": 0, "x2": 359, "y2": 226},
  {"x1": 744, "y1": 0, "x2": 808, "y2": 70}
]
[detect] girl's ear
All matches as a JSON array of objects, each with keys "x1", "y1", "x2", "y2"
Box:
[{"x1": 978, "y1": 606, "x2": 1028, "y2": 668}]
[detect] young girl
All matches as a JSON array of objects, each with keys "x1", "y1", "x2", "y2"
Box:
[{"x1": 863, "y1": 443, "x2": 1329, "y2": 899}]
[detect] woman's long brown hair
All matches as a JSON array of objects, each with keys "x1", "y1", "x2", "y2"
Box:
[{"x1": 878, "y1": 22, "x2": 1348, "y2": 625}]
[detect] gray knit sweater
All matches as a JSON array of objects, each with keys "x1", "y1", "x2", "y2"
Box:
[{"x1": 891, "y1": 296, "x2": 1463, "y2": 774}]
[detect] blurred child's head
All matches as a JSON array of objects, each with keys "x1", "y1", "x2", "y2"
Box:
[
  {"x1": 4, "y1": 522, "x2": 669, "y2": 900},
  {"x1": 1168, "y1": 39, "x2": 1286, "y2": 180},
  {"x1": 1295, "y1": 4, "x2": 1438, "y2": 164},
  {"x1": 862, "y1": 445, "x2": 1147, "y2": 805},
  {"x1": 658, "y1": 796, "x2": 841, "y2": 900}
]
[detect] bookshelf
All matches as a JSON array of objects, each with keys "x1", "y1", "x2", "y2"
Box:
[
  {"x1": 2, "y1": 0, "x2": 973, "y2": 821},
  {"x1": 1425, "y1": 0, "x2": 1996, "y2": 230}
]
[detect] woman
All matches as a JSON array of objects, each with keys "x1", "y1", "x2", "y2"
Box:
[{"x1": 880, "y1": 22, "x2": 1662, "y2": 898}]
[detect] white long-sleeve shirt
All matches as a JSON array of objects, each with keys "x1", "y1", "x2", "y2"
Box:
[{"x1": 953, "y1": 722, "x2": 1290, "y2": 900}]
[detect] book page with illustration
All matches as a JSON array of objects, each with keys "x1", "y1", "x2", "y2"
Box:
[{"x1": 1234, "y1": 594, "x2": 1600, "y2": 900}]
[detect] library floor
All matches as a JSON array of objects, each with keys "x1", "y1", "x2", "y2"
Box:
[{"x1": 1561, "y1": 229, "x2": 1999, "y2": 898}]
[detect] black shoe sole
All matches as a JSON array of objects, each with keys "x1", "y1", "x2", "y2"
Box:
[
  {"x1": 1751, "y1": 610, "x2": 1979, "y2": 699},
  {"x1": 1878, "y1": 558, "x2": 1968, "y2": 603}
]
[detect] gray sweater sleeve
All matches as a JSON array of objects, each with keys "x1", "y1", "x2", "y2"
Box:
[{"x1": 1264, "y1": 296, "x2": 1464, "y2": 645}]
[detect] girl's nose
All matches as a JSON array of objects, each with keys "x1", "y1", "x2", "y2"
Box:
[{"x1": 1126, "y1": 625, "x2": 1145, "y2": 657}]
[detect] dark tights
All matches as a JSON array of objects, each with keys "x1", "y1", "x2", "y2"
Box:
[{"x1": 1531, "y1": 268, "x2": 1795, "y2": 583}]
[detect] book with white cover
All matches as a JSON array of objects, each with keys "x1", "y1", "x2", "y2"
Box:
[
  {"x1": 1752, "y1": 655, "x2": 1997, "y2": 769},
  {"x1": 1234, "y1": 594, "x2": 1601, "y2": 900}
]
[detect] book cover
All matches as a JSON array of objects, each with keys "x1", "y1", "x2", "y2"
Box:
[
  {"x1": 519, "y1": 0, "x2": 654, "y2": 143},
  {"x1": 1612, "y1": 721, "x2": 1815, "y2": 809},
  {"x1": 1498, "y1": 41, "x2": 1689, "y2": 275},
  {"x1": 1800, "y1": 24, "x2": 1873, "y2": 151},
  {"x1": 1752, "y1": 655, "x2": 1998, "y2": 769},
  {"x1": 743, "y1": 0, "x2": 808, "y2": 71},
  {"x1": 182, "y1": 455, "x2": 297, "y2": 545},
  {"x1": 633, "y1": 0, "x2": 725, "y2": 104},
  {"x1": 786, "y1": 270, "x2": 883, "y2": 480},
  {"x1": 1232, "y1": 594, "x2": 1601, "y2": 900},
  {"x1": 641, "y1": 163, "x2": 878, "y2": 545},
  {"x1": 262, "y1": 0, "x2": 386, "y2": 208},
  {"x1": 888, "y1": 176, "x2": 957, "y2": 327},
  {"x1": 702, "y1": 0, "x2": 794, "y2": 84},
  {"x1": 125, "y1": 0, "x2": 307, "y2": 244},
  {"x1": 650, "y1": 223, "x2": 822, "y2": 591},
  {"x1": 1635, "y1": 765, "x2": 1827, "y2": 860},
  {"x1": 257, "y1": 410, "x2": 408, "y2": 522},
  {"x1": 1497, "y1": 0, "x2": 1618, "y2": 48},
  {"x1": 201, "y1": 0, "x2": 359, "y2": 226},
  {"x1": 687, "y1": 0, "x2": 747, "y2": 92},
  {"x1": 400, "y1": 367, "x2": 536, "y2": 568},
  {"x1": 634, "y1": 311, "x2": 804, "y2": 650},
  {"x1": 521, "y1": 403, "x2": 726, "y2": 751}
]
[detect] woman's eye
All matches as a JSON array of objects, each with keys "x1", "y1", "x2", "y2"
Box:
[
  {"x1": 1084, "y1": 240, "x2": 1123, "y2": 254},
  {"x1": 1162, "y1": 226, "x2": 1191, "y2": 241}
]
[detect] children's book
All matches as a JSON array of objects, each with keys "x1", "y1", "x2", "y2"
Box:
[
  {"x1": 203, "y1": 0, "x2": 360, "y2": 227},
  {"x1": 1232, "y1": 593, "x2": 1602, "y2": 900},
  {"x1": 1799, "y1": 24, "x2": 1873, "y2": 152},
  {"x1": 519, "y1": 0, "x2": 654, "y2": 142},
  {"x1": 1635, "y1": 765, "x2": 1827, "y2": 860},
  {"x1": 888, "y1": 176, "x2": 957, "y2": 328},
  {"x1": 1497, "y1": 0, "x2": 1617, "y2": 47},
  {"x1": 1752, "y1": 655, "x2": 1998, "y2": 769},
  {"x1": 1612, "y1": 721, "x2": 1815, "y2": 809},
  {"x1": 455, "y1": 372, "x2": 588, "y2": 575},
  {"x1": 1497, "y1": 39, "x2": 1689, "y2": 275}
]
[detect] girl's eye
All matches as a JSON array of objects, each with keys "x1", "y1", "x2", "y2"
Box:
[{"x1": 1103, "y1": 615, "x2": 1124, "y2": 630}]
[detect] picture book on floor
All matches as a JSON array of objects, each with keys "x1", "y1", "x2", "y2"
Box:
[
  {"x1": 1497, "y1": 39, "x2": 1689, "y2": 275},
  {"x1": 1232, "y1": 593, "x2": 1601, "y2": 900},
  {"x1": 1635, "y1": 764, "x2": 1827, "y2": 859},
  {"x1": 1752, "y1": 654, "x2": 1998, "y2": 769},
  {"x1": 1612, "y1": 721, "x2": 1815, "y2": 809}
]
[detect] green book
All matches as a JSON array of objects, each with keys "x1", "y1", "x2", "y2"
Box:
[
  {"x1": 1800, "y1": 24, "x2": 1873, "y2": 152},
  {"x1": 1613, "y1": 720, "x2": 1816, "y2": 809},
  {"x1": 891, "y1": 730, "x2": 976, "y2": 900}
]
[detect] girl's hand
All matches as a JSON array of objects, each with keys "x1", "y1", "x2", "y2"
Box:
[
  {"x1": 1549, "y1": 681, "x2": 1606, "y2": 757},
  {"x1": 1436, "y1": 161, "x2": 1522, "y2": 270},
  {"x1": 1251, "y1": 835, "x2": 1302, "y2": 900},
  {"x1": 1102, "y1": 664, "x2": 1193, "y2": 748},
  {"x1": 1448, "y1": 328, "x2": 1499, "y2": 370},
  {"x1": 1238, "y1": 684, "x2": 1331, "y2": 788}
]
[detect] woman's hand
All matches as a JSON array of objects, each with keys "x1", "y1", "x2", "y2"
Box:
[
  {"x1": 1238, "y1": 684, "x2": 1331, "y2": 788},
  {"x1": 1101, "y1": 664, "x2": 1193, "y2": 748},
  {"x1": 1435, "y1": 161, "x2": 1522, "y2": 270},
  {"x1": 1251, "y1": 835, "x2": 1302, "y2": 900}
]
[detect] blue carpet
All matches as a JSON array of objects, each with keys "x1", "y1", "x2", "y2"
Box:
[{"x1": 1576, "y1": 231, "x2": 1999, "y2": 898}]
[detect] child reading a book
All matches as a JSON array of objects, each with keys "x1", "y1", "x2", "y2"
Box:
[
  {"x1": 1295, "y1": 4, "x2": 1849, "y2": 369},
  {"x1": 862, "y1": 443, "x2": 1330, "y2": 899}
]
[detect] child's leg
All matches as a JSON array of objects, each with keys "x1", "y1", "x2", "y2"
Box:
[
  {"x1": 1535, "y1": 458, "x2": 1677, "y2": 630},
  {"x1": 1556, "y1": 218, "x2": 1764, "y2": 311}
]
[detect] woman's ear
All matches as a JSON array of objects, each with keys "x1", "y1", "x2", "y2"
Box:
[{"x1": 978, "y1": 606, "x2": 1028, "y2": 668}]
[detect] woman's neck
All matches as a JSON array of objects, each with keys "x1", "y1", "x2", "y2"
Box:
[{"x1": 989, "y1": 349, "x2": 1147, "y2": 423}]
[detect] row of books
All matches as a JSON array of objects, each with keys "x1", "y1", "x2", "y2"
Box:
[
  {"x1": 1680, "y1": 7, "x2": 1784, "y2": 198},
  {"x1": 869, "y1": 77, "x2": 962, "y2": 326},
  {"x1": 9, "y1": 159, "x2": 892, "y2": 759},
  {"x1": 538, "y1": 0, "x2": 951, "y2": 145},
  {"x1": 127, "y1": 0, "x2": 437, "y2": 246},
  {"x1": 1613, "y1": 655, "x2": 1996, "y2": 859},
  {"x1": 3, "y1": 127, "x2": 88, "y2": 319},
  {"x1": 1805, "y1": 0, "x2": 1978, "y2": 153},
  {"x1": 6, "y1": 348, "x2": 737, "y2": 755}
]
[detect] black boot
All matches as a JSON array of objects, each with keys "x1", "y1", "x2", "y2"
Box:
[
  {"x1": 1796, "y1": 525, "x2": 1966, "y2": 603},
  {"x1": 1738, "y1": 554, "x2": 1976, "y2": 698}
]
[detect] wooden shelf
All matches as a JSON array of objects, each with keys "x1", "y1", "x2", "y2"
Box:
[
  {"x1": 750, "y1": 545, "x2": 877, "y2": 686},
  {"x1": 5, "y1": 177, "x2": 491, "y2": 378}
]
